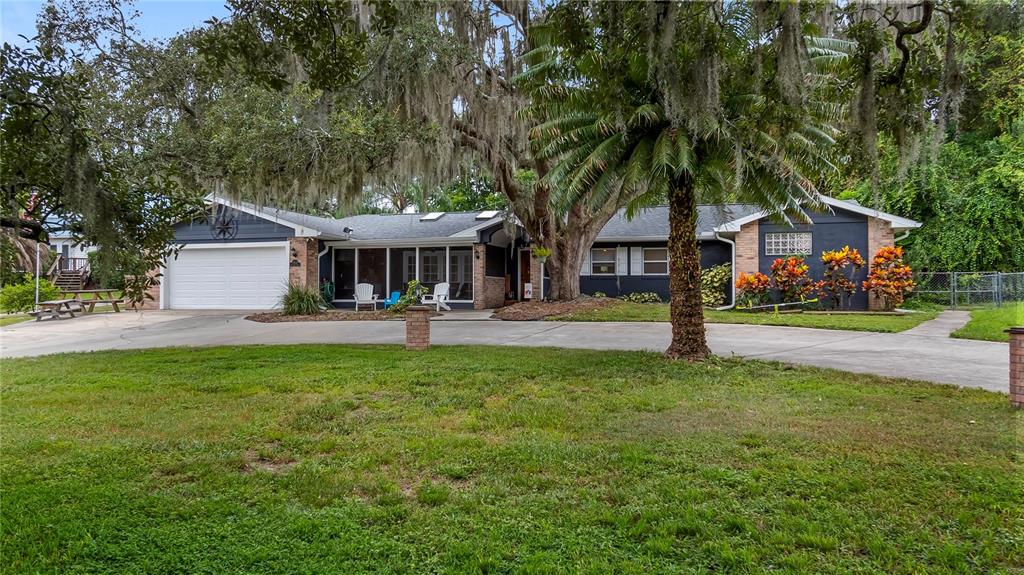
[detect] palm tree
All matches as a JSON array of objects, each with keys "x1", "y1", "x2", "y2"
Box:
[{"x1": 520, "y1": 1, "x2": 846, "y2": 360}]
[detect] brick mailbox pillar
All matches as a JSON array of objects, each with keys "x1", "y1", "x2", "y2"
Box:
[
  {"x1": 1009, "y1": 327, "x2": 1024, "y2": 408},
  {"x1": 406, "y1": 306, "x2": 431, "y2": 351}
]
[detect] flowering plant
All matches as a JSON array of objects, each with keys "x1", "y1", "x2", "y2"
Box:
[
  {"x1": 770, "y1": 256, "x2": 815, "y2": 302},
  {"x1": 818, "y1": 245, "x2": 865, "y2": 309},
  {"x1": 735, "y1": 272, "x2": 771, "y2": 307},
  {"x1": 862, "y1": 246, "x2": 914, "y2": 309}
]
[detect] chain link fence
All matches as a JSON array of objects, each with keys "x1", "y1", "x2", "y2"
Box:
[{"x1": 913, "y1": 272, "x2": 1024, "y2": 308}]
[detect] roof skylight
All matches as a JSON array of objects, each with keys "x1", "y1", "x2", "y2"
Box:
[
  {"x1": 476, "y1": 210, "x2": 500, "y2": 220},
  {"x1": 420, "y1": 212, "x2": 445, "y2": 221}
]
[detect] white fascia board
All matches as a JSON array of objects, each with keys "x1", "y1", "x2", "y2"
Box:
[
  {"x1": 819, "y1": 197, "x2": 922, "y2": 230},
  {"x1": 206, "y1": 196, "x2": 322, "y2": 238},
  {"x1": 448, "y1": 217, "x2": 505, "y2": 238},
  {"x1": 179, "y1": 241, "x2": 289, "y2": 250},
  {"x1": 323, "y1": 238, "x2": 477, "y2": 248},
  {"x1": 713, "y1": 197, "x2": 922, "y2": 233}
]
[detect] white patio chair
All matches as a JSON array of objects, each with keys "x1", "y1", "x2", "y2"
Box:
[
  {"x1": 421, "y1": 282, "x2": 451, "y2": 311},
  {"x1": 354, "y1": 283, "x2": 379, "y2": 310}
]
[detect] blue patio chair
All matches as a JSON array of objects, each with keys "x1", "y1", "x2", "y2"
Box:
[{"x1": 382, "y1": 291, "x2": 401, "y2": 309}]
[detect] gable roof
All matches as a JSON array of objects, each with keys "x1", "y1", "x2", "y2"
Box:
[
  {"x1": 713, "y1": 196, "x2": 921, "y2": 234},
  {"x1": 598, "y1": 204, "x2": 764, "y2": 241},
  {"x1": 206, "y1": 196, "x2": 503, "y2": 243},
  {"x1": 207, "y1": 195, "x2": 919, "y2": 244},
  {"x1": 328, "y1": 211, "x2": 503, "y2": 243}
]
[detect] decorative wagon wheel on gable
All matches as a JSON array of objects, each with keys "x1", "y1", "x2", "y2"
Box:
[{"x1": 209, "y1": 213, "x2": 239, "y2": 240}]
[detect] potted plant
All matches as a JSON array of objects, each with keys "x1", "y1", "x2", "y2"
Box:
[{"x1": 531, "y1": 246, "x2": 552, "y2": 264}]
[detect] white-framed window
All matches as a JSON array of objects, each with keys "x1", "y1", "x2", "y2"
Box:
[
  {"x1": 591, "y1": 248, "x2": 617, "y2": 275},
  {"x1": 764, "y1": 232, "x2": 812, "y2": 256},
  {"x1": 642, "y1": 248, "x2": 669, "y2": 275}
]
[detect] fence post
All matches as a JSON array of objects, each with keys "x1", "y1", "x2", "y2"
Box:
[
  {"x1": 950, "y1": 272, "x2": 956, "y2": 309},
  {"x1": 996, "y1": 272, "x2": 1003, "y2": 308}
]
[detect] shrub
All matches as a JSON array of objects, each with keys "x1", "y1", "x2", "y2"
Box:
[
  {"x1": 735, "y1": 272, "x2": 771, "y2": 308},
  {"x1": 388, "y1": 280, "x2": 427, "y2": 314},
  {"x1": 622, "y1": 291, "x2": 661, "y2": 304},
  {"x1": 87, "y1": 251, "x2": 127, "y2": 290},
  {"x1": 701, "y1": 263, "x2": 732, "y2": 307},
  {"x1": 770, "y1": 256, "x2": 815, "y2": 302},
  {"x1": 591, "y1": 291, "x2": 606, "y2": 298},
  {"x1": 0, "y1": 278, "x2": 60, "y2": 313},
  {"x1": 279, "y1": 282, "x2": 325, "y2": 315},
  {"x1": 818, "y1": 246, "x2": 865, "y2": 310},
  {"x1": 863, "y1": 246, "x2": 915, "y2": 310}
]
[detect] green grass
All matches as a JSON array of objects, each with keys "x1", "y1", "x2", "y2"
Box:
[
  {"x1": 952, "y1": 302, "x2": 1024, "y2": 342},
  {"x1": 551, "y1": 301, "x2": 940, "y2": 332},
  {"x1": 0, "y1": 314, "x2": 32, "y2": 327},
  {"x1": 2, "y1": 345, "x2": 1020, "y2": 574}
]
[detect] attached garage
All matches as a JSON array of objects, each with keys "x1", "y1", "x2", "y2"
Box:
[{"x1": 164, "y1": 243, "x2": 289, "y2": 310}]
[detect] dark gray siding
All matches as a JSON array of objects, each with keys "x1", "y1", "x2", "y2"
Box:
[
  {"x1": 173, "y1": 207, "x2": 294, "y2": 244},
  {"x1": 579, "y1": 240, "x2": 731, "y2": 300},
  {"x1": 758, "y1": 207, "x2": 870, "y2": 309}
]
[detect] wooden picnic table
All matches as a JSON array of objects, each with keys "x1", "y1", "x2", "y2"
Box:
[
  {"x1": 29, "y1": 299, "x2": 84, "y2": 321},
  {"x1": 60, "y1": 289, "x2": 125, "y2": 313}
]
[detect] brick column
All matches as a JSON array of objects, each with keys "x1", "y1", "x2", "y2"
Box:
[
  {"x1": 288, "y1": 237, "x2": 318, "y2": 288},
  {"x1": 735, "y1": 221, "x2": 759, "y2": 277},
  {"x1": 405, "y1": 306, "x2": 431, "y2": 350},
  {"x1": 1010, "y1": 328, "x2": 1024, "y2": 408},
  {"x1": 866, "y1": 217, "x2": 895, "y2": 311},
  {"x1": 529, "y1": 251, "x2": 543, "y2": 300},
  {"x1": 473, "y1": 244, "x2": 487, "y2": 310}
]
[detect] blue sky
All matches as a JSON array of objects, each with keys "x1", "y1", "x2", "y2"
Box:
[{"x1": 0, "y1": 0, "x2": 230, "y2": 46}]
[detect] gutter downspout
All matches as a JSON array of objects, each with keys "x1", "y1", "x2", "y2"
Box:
[
  {"x1": 714, "y1": 232, "x2": 737, "y2": 311},
  {"x1": 894, "y1": 230, "x2": 910, "y2": 243}
]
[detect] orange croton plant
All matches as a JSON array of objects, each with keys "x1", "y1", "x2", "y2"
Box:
[
  {"x1": 770, "y1": 256, "x2": 815, "y2": 302},
  {"x1": 863, "y1": 246, "x2": 914, "y2": 309},
  {"x1": 819, "y1": 245, "x2": 865, "y2": 310},
  {"x1": 735, "y1": 272, "x2": 771, "y2": 307}
]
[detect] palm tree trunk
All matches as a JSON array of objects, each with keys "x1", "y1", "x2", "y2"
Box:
[{"x1": 664, "y1": 174, "x2": 710, "y2": 361}]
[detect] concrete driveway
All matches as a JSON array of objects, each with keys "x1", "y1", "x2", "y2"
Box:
[{"x1": 1, "y1": 310, "x2": 1009, "y2": 393}]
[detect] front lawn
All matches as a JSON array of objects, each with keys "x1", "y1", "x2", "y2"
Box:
[
  {"x1": 0, "y1": 314, "x2": 32, "y2": 327},
  {"x1": 952, "y1": 302, "x2": 1024, "y2": 342},
  {"x1": 2, "y1": 346, "x2": 1019, "y2": 573},
  {"x1": 552, "y1": 301, "x2": 939, "y2": 332}
]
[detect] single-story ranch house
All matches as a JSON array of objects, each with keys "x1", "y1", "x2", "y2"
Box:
[{"x1": 155, "y1": 196, "x2": 919, "y2": 311}]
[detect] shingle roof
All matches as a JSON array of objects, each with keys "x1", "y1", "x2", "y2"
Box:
[
  {"x1": 597, "y1": 204, "x2": 763, "y2": 239},
  {"x1": 328, "y1": 212, "x2": 503, "y2": 241}
]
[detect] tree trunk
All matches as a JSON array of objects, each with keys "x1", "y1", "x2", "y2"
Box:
[{"x1": 664, "y1": 175, "x2": 710, "y2": 361}]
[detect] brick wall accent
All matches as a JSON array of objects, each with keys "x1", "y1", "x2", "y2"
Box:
[
  {"x1": 735, "y1": 220, "x2": 759, "y2": 277},
  {"x1": 529, "y1": 251, "x2": 543, "y2": 300},
  {"x1": 405, "y1": 306, "x2": 431, "y2": 350},
  {"x1": 288, "y1": 237, "x2": 318, "y2": 288},
  {"x1": 866, "y1": 217, "x2": 895, "y2": 311},
  {"x1": 473, "y1": 244, "x2": 506, "y2": 310},
  {"x1": 1010, "y1": 328, "x2": 1024, "y2": 408},
  {"x1": 125, "y1": 269, "x2": 161, "y2": 310}
]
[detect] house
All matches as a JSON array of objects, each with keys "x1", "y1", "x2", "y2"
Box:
[
  {"x1": 48, "y1": 230, "x2": 96, "y2": 271},
  {"x1": 155, "y1": 196, "x2": 919, "y2": 311}
]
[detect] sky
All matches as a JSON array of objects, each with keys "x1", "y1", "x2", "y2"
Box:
[{"x1": 0, "y1": 0, "x2": 230, "y2": 46}]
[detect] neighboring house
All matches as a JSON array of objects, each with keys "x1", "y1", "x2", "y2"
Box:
[
  {"x1": 157, "y1": 196, "x2": 919, "y2": 311},
  {"x1": 48, "y1": 231, "x2": 96, "y2": 271}
]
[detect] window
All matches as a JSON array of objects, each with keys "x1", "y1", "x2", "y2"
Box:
[
  {"x1": 449, "y1": 247, "x2": 473, "y2": 300},
  {"x1": 643, "y1": 248, "x2": 669, "y2": 275},
  {"x1": 591, "y1": 248, "x2": 616, "y2": 275},
  {"x1": 764, "y1": 232, "x2": 812, "y2": 256},
  {"x1": 419, "y1": 248, "x2": 447, "y2": 290}
]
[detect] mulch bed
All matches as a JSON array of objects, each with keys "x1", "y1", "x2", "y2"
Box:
[
  {"x1": 491, "y1": 297, "x2": 616, "y2": 321},
  {"x1": 246, "y1": 310, "x2": 399, "y2": 322}
]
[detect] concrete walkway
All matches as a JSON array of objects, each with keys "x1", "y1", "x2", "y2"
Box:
[
  {"x1": 1, "y1": 311, "x2": 1009, "y2": 393},
  {"x1": 903, "y1": 310, "x2": 971, "y2": 337}
]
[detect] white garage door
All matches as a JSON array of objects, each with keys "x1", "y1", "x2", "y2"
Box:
[{"x1": 166, "y1": 243, "x2": 289, "y2": 309}]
